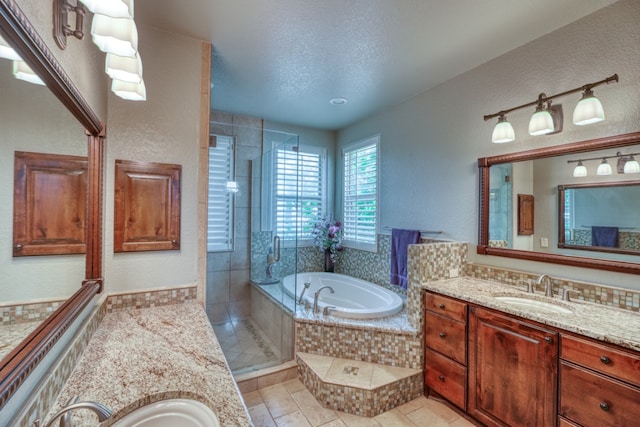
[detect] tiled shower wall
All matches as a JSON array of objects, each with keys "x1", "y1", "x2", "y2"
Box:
[{"x1": 207, "y1": 111, "x2": 262, "y2": 323}]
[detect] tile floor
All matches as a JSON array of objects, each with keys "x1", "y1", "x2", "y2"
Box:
[
  {"x1": 211, "y1": 317, "x2": 281, "y2": 373},
  {"x1": 243, "y1": 378, "x2": 476, "y2": 427}
]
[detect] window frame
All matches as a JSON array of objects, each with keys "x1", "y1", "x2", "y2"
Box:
[{"x1": 207, "y1": 134, "x2": 235, "y2": 252}]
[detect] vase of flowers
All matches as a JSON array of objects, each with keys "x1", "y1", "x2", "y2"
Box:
[{"x1": 312, "y1": 216, "x2": 343, "y2": 272}]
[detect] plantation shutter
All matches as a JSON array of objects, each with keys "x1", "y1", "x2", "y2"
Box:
[
  {"x1": 207, "y1": 135, "x2": 234, "y2": 251},
  {"x1": 275, "y1": 145, "x2": 324, "y2": 242},
  {"x1": 342, "y1": 136, "x2": 378, "y2": 251}
]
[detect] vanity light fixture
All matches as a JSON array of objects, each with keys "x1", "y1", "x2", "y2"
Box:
[
  {"x1": 568, "y1": 151, "x2": 640, "y2": 177},
  {"x1": 78, "y1": 0, "x2": 134, "y2": 19},
  {"x1": 111, "y1": 78, "x2": 146, "y2": 101},
  {"x1": 484, "y1": 74, "x2": 618, "y2": 143},
  {"x1": 91, "y1": 13, "x2": 139, "y2": 57},
  {"x1": 491, "y1": 113, "x2": 515, "y2": 143},
  {"x1": 105, "y1": 52, "x2": 142, "y2": 83}
]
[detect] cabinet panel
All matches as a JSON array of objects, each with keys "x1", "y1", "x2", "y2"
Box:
[
  {"x1": 561, "y1": 334, "x2": 640, "y2": 387},
  {"x1": 425, "y1": 349, "x2": 466, "y2": 410},
  {"x1": 559, "y1": 361, "x2": 640, "y2": 427},
  {"x1": 469, "y1": 307, "x2": 558, "y2": 427},
  {"x1": 424, "y1": 292, "x2": 467, "y2": 322},
  {"x1": 425, "y1": 312, "x2": 466, "y2": 364}
]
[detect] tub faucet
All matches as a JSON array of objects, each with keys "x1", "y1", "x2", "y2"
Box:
[
  {"x1": 34, "y1": 396, "x2": 112, "y2": 427},
  {"x1": 298, "y1": 282, "x2": 312, "y2": 304},
  {"x1": 266, "y1": 235, "x2": 281, "y2": 279},
  {"x1": 535, "y1": 274, "x2": 554, "y2": 297},
  {"x1": 313, "y1": 286, "x2": 334, "y2": 314}
]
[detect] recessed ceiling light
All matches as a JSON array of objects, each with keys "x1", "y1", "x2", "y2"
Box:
[{"x1": 329, "y1": 97, "x2": 348, "y2": 105}]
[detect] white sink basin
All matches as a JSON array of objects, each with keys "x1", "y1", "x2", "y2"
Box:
[
  {"x1": 494, "y1": 296, "x2": 573, "y2": 315},
  {"x1": 112, "y1": 399, "x2": 219, "y2": 427}
]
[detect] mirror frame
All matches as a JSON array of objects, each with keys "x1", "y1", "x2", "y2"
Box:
[
  {"x1": 558, "y1": 180, "x2": 640, "y2": 256},
  {"x1": 0, "y1": 0, "x2": 104, "y2": 409},
  {"x1": 478, "y1": 130, "x2": 640, "y2": 275}
]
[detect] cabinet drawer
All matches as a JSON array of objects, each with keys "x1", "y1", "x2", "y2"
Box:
[
  {"x1": 425, "y1": 312, "x2": 467, "y2": 365},
  {"x1": 557, "y1": 416, "x2": 581, "y2": 427},
  {"x1": 560, "y1": 361, "x2": 640, "y2": 427},
  {"x1": 561, "y1": 334, "x2": 640, "y2": 387},
  {"x1": 425, "y1": 348, "x2": 467, "y2": 410},
  {"x1": 425, "y1": 292, "x2": 467, "y2": 322}
]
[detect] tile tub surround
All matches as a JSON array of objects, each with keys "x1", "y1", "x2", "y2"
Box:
[
  {"x1": 421, "y1": 276, "x2": 640, "y2": 352},
  {"x1": 45, "y1": 303, "x2": 252, "y2": 426}
]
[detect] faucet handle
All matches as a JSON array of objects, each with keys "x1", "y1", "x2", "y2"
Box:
[
  {"x1": 517, "y1": 279, "x2": 534, "y2": 294},
  {"x1": 562, "y1": 289, "x2": 580, "y2": 302},
  {"x1": 323, "y1": 306, "x2": 336, "y2": 316}
]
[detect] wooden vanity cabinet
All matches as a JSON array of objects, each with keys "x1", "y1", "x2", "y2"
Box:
[
  {"x1": 424, "y1": 292, "x2": 468, "y2": 410},
  {"x1": 558, "y1": 334, "x2": 640, "y2": 427},
  {"x1": 468, "y1": 306, "x2": 558, "y2": 427}
]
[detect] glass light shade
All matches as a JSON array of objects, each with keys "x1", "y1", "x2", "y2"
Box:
[
  {"x1": 12, "y1": 60, "x2": 45, "y2": 85},
  {"x1": 573, "y1": 162, "x2": 587, "y2": 177},
  {"x1": 105, "y1": 53, "x2": 142, "y2": 83},
  {"x1": 111, "y1": 78, "x2": 146, "y2": 101},
  {"x1": 91, "y1": 14, "x2": 138, "y2": 57},
  {"x1": 491, "y1": 116, "x2": 515, "y2": 143},
  {"x1": 528, "y1": 108, "x2": 554, "y2": 136},
  {"x1": 624, "y1": 156, "x2": 640, "y2": 174},
  {"x1": 0, "y1": 34, "x2": 21, "y2": 60},
  {"x1": 596, "y1": 159, "x2": 612, "y2": 176},
  {"x1": 573, "y1": 90, "x2": 605, "y2": 125},
  {"x1": 79, "y1": 0, "x2": 134, "y2": 19}
]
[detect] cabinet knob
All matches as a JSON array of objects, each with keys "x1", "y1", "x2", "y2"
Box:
[
  {"x1": 438, "y1": 375, "x2": 445, "y2": 382},
  {"x1": 438, "y1": 332, "x2": 446, "y2": 338},
  {"x1": 14, "y1": 244, "x2": 22, "y2": 251},
  {"x1": 600, "y1": 355, "x2": 611, "y2": 365},
  {"x1": 438, "y1": 303, "x2": 445, "y2": 309},
  {"x1": 599, "y1": 401, "x2": 611, "y2": 412},
  {"x1": 544, "y1": 336, "x2": 553, "y2": 343}
]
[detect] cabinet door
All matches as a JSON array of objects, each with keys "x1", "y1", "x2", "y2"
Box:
[{"x1": 468, "y1": 307, "x2": 558, "y2": 427}]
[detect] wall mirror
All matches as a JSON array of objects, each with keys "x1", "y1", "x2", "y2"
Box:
[
  {"x1": 478, "y1": 131, "x2": 640, "y2": 275},
  {"x1": 0, "y1": 0, "x2": 103, "y2": 409}
]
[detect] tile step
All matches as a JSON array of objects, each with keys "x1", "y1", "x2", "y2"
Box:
[{"x1": 296, "y1": 352, "x2": 423, "y2": 417}]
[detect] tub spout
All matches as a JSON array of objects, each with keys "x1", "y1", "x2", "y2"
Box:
[{"x1": 313, "y1": 286, "x2": 334, "y2": 314}]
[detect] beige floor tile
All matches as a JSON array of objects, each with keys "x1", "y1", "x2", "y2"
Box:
[
  {"x1": 318, "y1": 419, "x2": 348, "y2": 427},
  {"x1": 249, "y1": 403, "x2": 277, "y2": 427},
  {"x1": 291, "y1": 388, "x2": 339, "y2": 426},
  {"x1": 337, "y1": 411, "x2": 382, "y2": 427},
  {"x1": 259, "y1": 383, "x2": 300, "y2": 419},
  {"x1": 275, "y1": 410, "x2": 313, "y2": 427},
  {"x1": 404, "y1": 401, "x2": 458, "y2": 427},
  {"x1": 282, "y1": 378, "x2": 307, "y2": 394},
  {"x1": 394, "y1": 396, "x2": 429, "y2": 415},
  {"x1": 242, "y1": 390, "x2": 263, "y2": 407},
  {"x1": 448, "y1": 416, "x2": 477, "y2": 426},
  {"x1": 374, "y1": 409, "x2": 416, "y2": 427}
]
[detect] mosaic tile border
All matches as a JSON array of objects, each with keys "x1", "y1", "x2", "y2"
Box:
[
  {"x1": 1, "y1": 300, "x2": 64, "y2": 326},
  {"x1": 465, "y1": 263, "x2": 640, "y2": 312},
  {"x1": 294, "y1": 321, "x2": 422, "y2": 370},
  {"x1": 105, "y1": 286, "x2": 197, "y2": 312},
  {"x1": 297, "y1": 354, "x2": 423, "y2": 417}
]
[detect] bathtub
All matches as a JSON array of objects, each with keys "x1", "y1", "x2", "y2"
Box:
[{"x1": 282, "y1": 272, "x2": 404, "y2": 319}]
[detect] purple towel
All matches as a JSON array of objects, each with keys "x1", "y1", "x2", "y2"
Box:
[
  {"x1": 591, "y1": 226, "x2": 618, "y2": 247},
  {"x1": 390, "y1": 228, "x2": 421, "y2": 289}
]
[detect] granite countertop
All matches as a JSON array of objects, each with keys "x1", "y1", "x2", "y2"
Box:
[
  {"x1": 48, "y1": 303, "x2": 252, "y2": 426},
  {"x1": 422, "y1": 277, "x2": 640, "y2": 352}
]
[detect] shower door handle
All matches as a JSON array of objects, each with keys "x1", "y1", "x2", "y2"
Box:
[{"x1": 273, "y1": 235, "x2": 281, "y2": 261}]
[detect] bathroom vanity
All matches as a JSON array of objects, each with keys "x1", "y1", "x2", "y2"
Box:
[{"x1": 422, "y1": 279, "x2": 640, "y2": 427}]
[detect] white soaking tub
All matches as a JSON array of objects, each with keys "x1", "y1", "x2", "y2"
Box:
[{"x1": 282, "y1": 272, "x2": 403, "y2": 319}]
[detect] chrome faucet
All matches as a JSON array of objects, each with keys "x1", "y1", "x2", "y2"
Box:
[
  {"x1": 265, "y1": 235, "x2": 281, "y2": 279},
  {"x1": 298, "y1": 282, "x2": 311, "y2": 304},
  {"x1": 535, "y1": 274, "x2": 554, "y2": 297},
  {"x1": 34, "y1": 396, "x2": 112, "y2": 427},
  {"x1": 313, "y1": 285, "x2": 334, "y2": 314}
]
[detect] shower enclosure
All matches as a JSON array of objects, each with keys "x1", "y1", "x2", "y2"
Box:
[{"x1": 206, "y1": 116, "x2": 306, "y2": 374}]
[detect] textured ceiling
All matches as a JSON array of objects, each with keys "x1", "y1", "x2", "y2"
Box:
[{"x1": 135, "y1": 0, "x2": 618, "y2": 130}]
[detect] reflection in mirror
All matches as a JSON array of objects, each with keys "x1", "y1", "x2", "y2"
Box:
[
  {"x1": 0, "y1": 49, "x2": 86, "y2": 359},
  {"x1": 478, "y1": 131, "x2": 640, "y2": 274},
  {"x1": 559, "y1": 181, "x2": 640, "y2": 255}
]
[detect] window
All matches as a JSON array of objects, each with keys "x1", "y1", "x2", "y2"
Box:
[
  {"x1": 342, "y1": 135, "x2": 379, "y2": 251},
  {"x1": 274, "y1": 144, "x2": 325, "y2": 243},
  {"x1": 207, "y1": 135, "x2": 235, "y2": 251}
]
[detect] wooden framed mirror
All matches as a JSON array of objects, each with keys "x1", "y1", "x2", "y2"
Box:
[
  {"x1": 0, "y1": 0, "x2": 104, "y2": 409},
  {"x1": 478, "y1": 130, "x2": 640, "y2": 275}
]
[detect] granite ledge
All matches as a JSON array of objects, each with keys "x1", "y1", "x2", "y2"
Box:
[
  {"x1": 47, "y1": 303, "x2": 252, "y2": 426},
  {"x1": 422, "y1": 277, "x2": 640, "y2": 353}
]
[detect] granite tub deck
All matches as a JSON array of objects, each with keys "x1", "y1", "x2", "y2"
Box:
[
  {"x1": 46, "y1": 303, "x2": 252, "y2": 426},
  {"x1": 422, "y1": 276, "x2": 640, "y2": 352}
]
